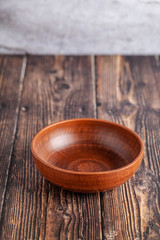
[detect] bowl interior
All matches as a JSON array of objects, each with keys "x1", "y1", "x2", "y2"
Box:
[{"x1": 32, "y1": 120, "x2": 142, "y2": 173}]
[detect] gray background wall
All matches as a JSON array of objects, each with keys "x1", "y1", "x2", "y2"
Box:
[{"x1": 0, "y1": 0, "x2": 160, "y2": 54}]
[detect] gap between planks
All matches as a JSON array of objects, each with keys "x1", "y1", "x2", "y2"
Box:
[
  {"x1": 91, "y1": 55, "x2": 103, "y2": 240},
  {"x1": 91, "y1": 55, "x2": 98, "y2": 119}
]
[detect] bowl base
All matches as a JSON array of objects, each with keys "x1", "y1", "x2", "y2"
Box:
[{"x1": 47, "y1": 145, "x2": 128, "y2": 172}]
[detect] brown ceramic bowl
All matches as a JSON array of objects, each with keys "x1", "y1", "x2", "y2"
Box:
[{"x1": 31, "y1": 119, "x2": 144, "y2": 193}]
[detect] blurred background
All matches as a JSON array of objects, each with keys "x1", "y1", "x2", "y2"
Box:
[{"x1": 0, "y1": 0, "x2": 160, "y2": 55}]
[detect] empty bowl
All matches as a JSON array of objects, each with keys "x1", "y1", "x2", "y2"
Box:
[{"x1": 31, "y1": 119, "x2": 144, "y2": 192}]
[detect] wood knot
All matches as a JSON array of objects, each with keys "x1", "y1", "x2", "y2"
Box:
[
  {"x1": 22, "y1": 106, "x2": 28, "y2": 112},
  {"x1": 79, "y1": 105, "x2": 85, "y2": 113},
  {"x1": 120, "y1": 100, "x2": 137, "y2": 116},
  {"x1": 48, "y1": 70, "x2": 57, "y2": 74},
  {"x1": 97, "y1": 102, "x2": 102, "y2": 107},
  {"x1": 135, "y1": 81, "x2": 146, "y2": 90},
  {"x1": 103, "y1": 101, "x2": 137, "y2": 116},
  {"x1": 54, "y1": 77, "x2": 70, "y2": 91},
  {"x1": 59, "y1": 83, "x2": 70, "y2": 90},
  {"x1": 0, "y1": 102, "x2": 6, "y2": 109}
]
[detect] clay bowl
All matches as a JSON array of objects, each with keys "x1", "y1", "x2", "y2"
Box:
[{"x1": 31, "y1": 119, "x2": 144, "y2": 193}]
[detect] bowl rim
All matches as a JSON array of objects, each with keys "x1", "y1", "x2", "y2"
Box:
[{"x1": 31, "y1": 118, "x2": 144, "y2": 175}]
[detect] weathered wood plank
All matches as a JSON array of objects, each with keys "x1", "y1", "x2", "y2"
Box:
[
  {"x1": 96, "y1": 56, "x2": 160, "y2": 240},
  {"x1": 0, "y1": 56, "x2": 24, "y2": 220},
  {"x1": 0, "y1": 56, "x2": 102, "y2": 240}
]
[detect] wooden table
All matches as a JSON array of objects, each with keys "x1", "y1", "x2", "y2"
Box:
[{"x1": 0, "y1": 56, "x2": 160, "y2": 240}]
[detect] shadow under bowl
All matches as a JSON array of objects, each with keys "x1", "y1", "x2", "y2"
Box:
[{"x1": 31, "y1": 119, "x2": 144, "y2": 192}]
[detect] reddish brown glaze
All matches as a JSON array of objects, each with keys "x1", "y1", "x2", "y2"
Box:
[{"x1": 31, "y1": 119, "x2": 144, "y2": 192}]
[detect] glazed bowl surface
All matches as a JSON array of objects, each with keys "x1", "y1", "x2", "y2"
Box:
[{"x1": 31, "y1": 119, "x2": 144, "y2": 192}]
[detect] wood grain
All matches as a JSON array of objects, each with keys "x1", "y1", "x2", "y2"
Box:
[
  {"x1": 0, "y1": 56, "x2": 102, "y2": 239},
  {"x1": 96, "y1": 56, "x2": 160, "y2": 240},
  {"x1": 0, "y1": 56, "x2": 24, "y2": 220}
]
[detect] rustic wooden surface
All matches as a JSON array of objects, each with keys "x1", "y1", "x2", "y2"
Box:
[{"x1": 0, "y1": 55, "x2": 160, "y2": 239}]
